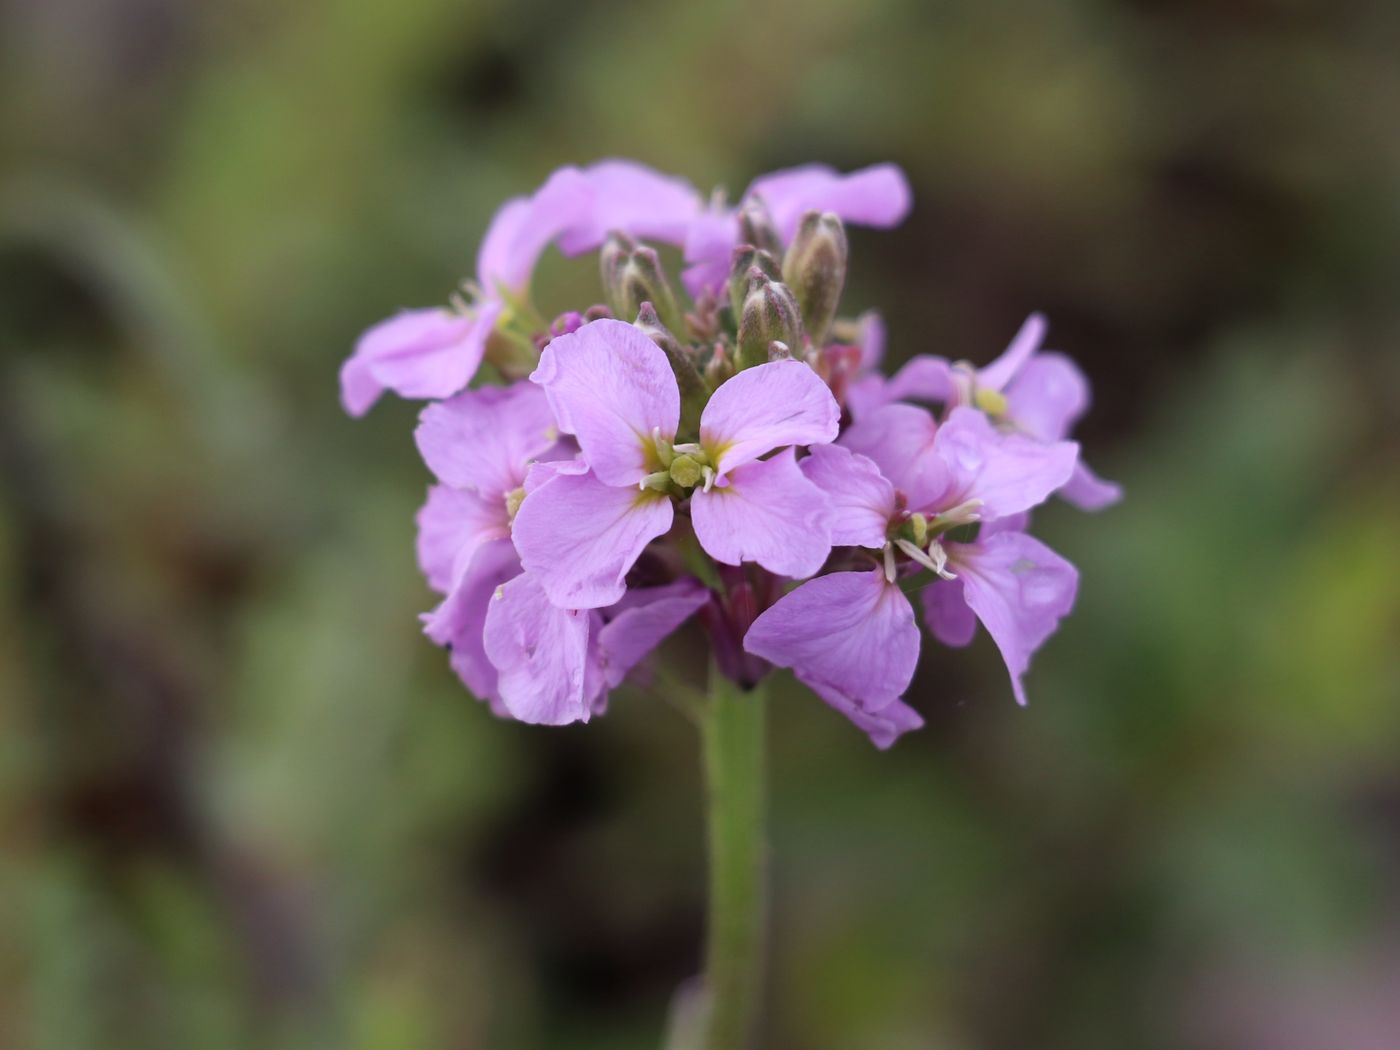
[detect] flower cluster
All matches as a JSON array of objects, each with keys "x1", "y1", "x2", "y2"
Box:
[{"x1": 342, "y1": 160, "x2": 1119, "y2": 747}]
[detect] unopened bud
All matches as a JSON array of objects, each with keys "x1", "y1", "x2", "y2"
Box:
[
  {"x1": 738, "y1": 198, "x2": 783, "y2": 257},
  {"x1": 602, "y1": 235, "x2": 685, "y2": 337},
  {"x1": 782, "y1": 211, "x2": 847, "y2": 346},
  {"x1": 704, "y1": 344, "x2": 735, "y2": 387},
  {"x1": 635, "y1": 302, "x2": 705, "y2": 436},
  {"x1": 767, "y1": 340, "x2": 792, "y2": 361},
  {"x1": 736, "y1": 271, "x2": 804, "y2": 370},
  {"x1": 727, "y1": 245, "x2": 781, "y2": 320}
]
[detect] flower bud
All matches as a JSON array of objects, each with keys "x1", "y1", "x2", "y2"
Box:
[
  {"x1": 704, "y1": 343, "x2": 735, "y2": 388},
  {"x1": 736, "y1": 270, "x2": 804, "y2": 371},
  {"x1": 635, "y1": 302, "x2": 706, "y2": 436},
  {"x1": 738, "y1": 197, "x2": 783, "y2": 257},
  {"x1": 601, "y1": 235, "x2": 685, "y2": 337},
  {"x1": 727, "y1": 245, "x2": 781, "y2": 320},
  {"x1": 782, "y1": 210, "x2": 847, "y2": 346}
]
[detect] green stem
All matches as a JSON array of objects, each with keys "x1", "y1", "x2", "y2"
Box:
[{"x1": 698, "y1": 663, "x2": 768, "y2": 1049}]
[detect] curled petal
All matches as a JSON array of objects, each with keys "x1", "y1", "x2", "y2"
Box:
[
  {"x1": 952, "y1": 532, "x2": 1079, "y2": 706},
  {"x1": 744, "y1": 570, "x2": 922, "y2": 748},
  {"x1": 701, "y1": 360, "x2": 840, "y2": 475},
  {"x1": 1059, "y1": 460, "x2": 1122, "y2": 511},
  {"x1": 512, "y1": 469, "x2": 674, "y2": 609},
  {"x1": 340, "y1": 306, "x2": 494, "y2": 416},
  {"x1": 557, "y1": 160, "x2": 704, "y2": 255},
  {"x1": 746, "y1": 163, "x2": 913, "y2": 243},
  {"x1": 416, "y1": 484, "x2": 507, "y2": 594},
  {"x1": 422, "y1": 540, "x2": 522, "y2": 711},
  {"x1": 415, "y1": 382, "x2": 559, "y2": 495},
  {"x1": 531, "y1": 319, "x2": 679, "y2": 486},
  {"x1": 800, "y1": 444, "x2": 896, "y2": 549},
  {"x1": 482, "y1": 571, "x2": 592, "y2": 725},
  {"x1": 594, "y1": 579, "x2": 710, "y2": 690},
  {"x1": 477, "y1": 167, "x2": 593, "y2": 295},
  {"x1": 977, "y1": 312, "x2": 1046, "y2": 393},
  {"x1": 691, "y1": 450, "x2": 833, "y2": 578}
]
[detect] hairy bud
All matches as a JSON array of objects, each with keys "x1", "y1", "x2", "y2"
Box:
[
  {"x1": 601, "y1": 234, "x2": 686, "y2": 337},
  {"x1": 782, "y1": 211, "x2": 848, "y2": 346},
  {"x1": 738, "y1": 197, "x2": 783, "y2": 257},
  {"x1": 736, "y1": 270, "x2": 804, "y2": 371},
  {"x1": 727, "y1": 245, "x2": 781, "y2": 320}
]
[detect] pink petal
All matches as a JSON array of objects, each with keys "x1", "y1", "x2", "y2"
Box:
[
  {"x1": 531, "y1": 319, "x2": 679, "y2": 487},
  {"x1": 926, "y1": 406, "x2": 1078, "y2": 520},
  {"x1": 746, "y1": 163, "x2": 913, "y2": 242},
  {"x1": 919, "y1": 577, "x2": 977, "y2": 648},
  {"x1": 700, "y1": 360, "x2": 840, "y2": 475},
  {"x1": 799, "y1": 444, "x2": 895, "y2": 549},
  {"x1": 977, "y1": 312, "x2": 1046, "y2": 393},
  {"x1": 691, "y1": 450, "x2": 832, "y2": 578},
  {"x1": 952, "y1": 532, "x2": 1079, "y2": 706},
  {"x1": 856, "y1": 310, "x2": 886, "y2": 370},
  {"x1": 1059, "y1": 459, "x2": 1122, "y2": 511},
  {"x1": 511, "y1": 469, "x2": 674, "y2": 609},
  {"x1": 422, "y1": 539, "x2": 521, "y2": 710},
  {"x1": 681, "y1": 206, "x2": 740, "y2": 299},
  {"x1": 476, "y1": 167, "x2": 593, "y2": 295},
  {"x1": 1004, "y1": 351, "x2": 1088, "y2": 442},
  {"x1": 838, "y1": 403, "x2": 943, "y2": 506},
  {"x1": 482, "y1": 571, "x2": 593, "y2": 724},
  {"x1": 415, "y1": 382, "x2": 559, "y2": 495},
  {"x1": 594, "y1": 579, "x2": 710, "y2": 690},
  {"x1": 341, "y1": 306, "x2": 494, "y2": 415},
  {"x1": 556, "y1": 160, "x2": 704, "y2": 255},
  {"x1": 743, "y1": 569, "x2": 923, "y2": 748},
  {"x1": 416, "y1": 484, "x2": 508, "y2": 594}
]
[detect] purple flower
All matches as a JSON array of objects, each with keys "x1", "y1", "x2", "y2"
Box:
[
  {"x1": 744, "y1": 404, "x2": 1078, "y2": 745},
  {"x1": 681, "y1": 163, "x2": 912, "y2": 297},
  {"x1": 513, "y1": 318, "x2": 840, "y2": 609}
]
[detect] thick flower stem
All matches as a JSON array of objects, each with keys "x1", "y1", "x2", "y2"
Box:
[{"x1": 698, "y1": 663, "x2": 768, "y2": 1049}]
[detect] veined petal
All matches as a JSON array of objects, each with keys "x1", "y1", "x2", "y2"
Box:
[
  {"x1": 415, "y1": 382, "x2": 559, "y2": 495},
  {"x1": 512, "y1": 469, "x2": 674, "y2": 609},
  {"x1": 929, "y1": 406, "x2": 1078, "y2": 520},
  {"x1": 531, "y1": 319, "x2": 679, "y2": 486},
  {"x1": 839, "y1": 402, "x2": 943, "y2": 507},
  {"x1": 952, "y1": 532, "x2": 1078, "y2": 706},
  {"x1": 701, "y1": 360, "x2": 840, "y2": 475},
  {"x1": 594, "y1": 579, "x2": 710, "y2": 690},
  {"x1": 800, "y1": 444, "x2": 896, "y2": 549},
  {"x1": 422, "y1": 539, "x2": 521, "y2": 710},
  {"x1": 743, "y1": 569, "x2": 923, "y2": 748},
  {"x1": 482, "y1": 571, "x2": 593, "y2": 725},
  {"x1": 341, "y1": 306, "x2": 493, "y2": 415},
  {"x1": 746, "y1": 163, "x2": 913, "y2": 243},
  {"x1": 691, "y1": 450, "x2": 832, "y2": 578},
  {"x1": 978, "y1": 312, "x2": 1046, "y2": 393},
  {"x1": 416, "y1": 484, "x2": 507, "y2": 594},
  {"x1": 557, "y1": 160, "x2": 704, "y2": 255},
  {"x1": 477, "y1": 167, "x2": 593, "y2": 295},
  {"x1": 1004, "y1": 351, "x2": 1088, "y2": 442},
  {"x1": 1059, "y1": 460, "x2": 1123, "y2": 511}
]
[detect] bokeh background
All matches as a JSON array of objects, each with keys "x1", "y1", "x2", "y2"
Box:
[{"x1": 3, "y1": 1, "x2": 1399, "y2": 1047}]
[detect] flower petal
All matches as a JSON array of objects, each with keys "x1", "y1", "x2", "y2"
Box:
[
  {"x1": 1059, "y1": 460, "x2": 1123, "y2": 511},
  {"x1": 929, "y1": 406, "x2": 1078, "y2": 520},
  {"x1": 594, "y1": 579, "x2": 710, "y2": 690},
  {"x1": 743, "y1": 569, "x2": 923, "y2": 748},
  {"x1": 556, "y1": 160, "x2": 703, "y2": 255},
  {"x1": 681, "y1": 206, "x2": 741, "y2": 298},
  {"x1": 691, "y1": 450, "x2": 832, "y2": 578},
  {"x1": 477, "y1": 167, "x2": 593, "y2": 294},
  {"x1": 919, "y1": 577, "x2": 977, "y2": 648},
  {"x1": 512, "y1": 469, "x2": 674, "y2": 609},
  {"x1": 1004, "y1": 350, "x2": 1088, "y2": 442},
  {"x1": 838, "y1": 403, "x2": 943, "y2": 506},
  {"x1": 341, "y1": 306, "x2": 494, "y2": 415},
  {"x1": 952, "y1": 532, "x2": 1079, "y2": 706},
  {"x1": 977, "y1": 312, "x2": 1046, "y2": 393},
  {"x1": 415, "y1": 382, "x2": 560, "y2": 495},
  {"x1": 416, "y1": 484, "x2": 507, "y2": 594},
  {"x1": 799, "y1": 444, "x2": 895, "y2": 549},
  {"x1": 422, "y1": 539, "x2": 522, "y2": 711},
  {"x1": 531, "y1": 318, "x2": 679, "y2": 486},
  {"x1": 746, "y1": 163, "x2": 913, "y2": 242},
  {"x1": 482, "y1": 571, "x2": 593, "y2": 724},
  {"x1": 845, "y1": 355, "x2": 957, "y2": 420},
  {"x1": 701, "y1": 360, "x2": 840, "y2": 475}
]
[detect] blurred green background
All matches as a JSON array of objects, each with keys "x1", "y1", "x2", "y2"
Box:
[{"x1": 3, "y1": 2, "x2": 1399, "y2": 1047}]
